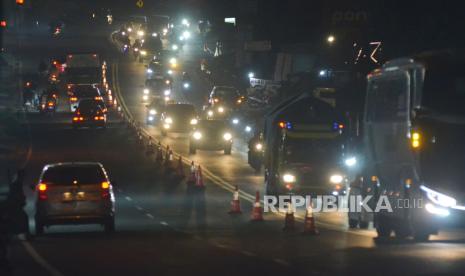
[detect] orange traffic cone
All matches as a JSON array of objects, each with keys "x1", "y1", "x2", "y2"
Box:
[
  {"x1": 251, "y1": 191, "x2": 263, "y2": 221},
  {"x1": 177, "y1": 155, "x2": 185, "y2": 177},
  {"x1": 195, "y1": 165, "x2": 205, "y2": 188},
  {"x1": 187, "y1": 161, "x2": 196, "y2": 184},
  {"x1": 303, "y1": 204, "x2": 319, "y2": 235},
  {"x1": 228, "y1": 185, "x2": 242, "y2": 214},
  {"x1": 283, "y1": 201, "x2": 295, "y2": 232}
]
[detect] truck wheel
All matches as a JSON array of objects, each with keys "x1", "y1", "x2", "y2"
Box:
[
  {"x1": 35, "y1": 218, "x2": 44, "y2": 235},
  {"x1": 224, "y1": 146, "x2": 231, "y2": 155},
  {"x1": 376, "y1": 214, "x2": 392, "y2": 238},
  {"x1": 104, "y1": 217, "x2": 115, "y2": 233},
  {"x1": 348, "y1": 218, "x2": 359, "y2": 229}
]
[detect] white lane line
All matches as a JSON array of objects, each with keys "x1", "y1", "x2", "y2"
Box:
[
  {"x1": 146, "y1": 213, "x2": 154, "y2": 219},
  {"x1": 214, "y1": 242, "x2": 229, "y2": 249},
  {"x1": 135, "y1": 205, "x2": 143, "y2": 211},
  {"x1": 241, "y1": 250, "x2": 256, "y2": 257},
  {"x1": 21, "y1": 241, "x2": 64, "y2": 276},
  {"x1": 273, "y1": 258, "x2": 291, "y2": 266},
  {"x1": 125, "y1": 196, "x2": 132, "y2": 201},
  {"x1": 160, "y1": 221, "x2": 168, "y2": 226}
]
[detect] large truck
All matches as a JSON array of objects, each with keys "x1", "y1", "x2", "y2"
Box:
[
  {"x1": 256, "y1": 72, "x2": 365, "y2": 196},
  {"x1": 65, "y1": 53, "x2": 102, "y2": 88},
  {"x1": 352, "y1": 50, "x2": 465, "y2": 241}
]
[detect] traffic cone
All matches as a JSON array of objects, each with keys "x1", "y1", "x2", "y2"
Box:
[
  {"x1": 251, "y1": 191, "x2": 263, "y2": 221},
  {"x1": 283, "y1": 201, "x2": 295, "y2": 232},
  {"x1": 228, "y1": 185, "x2": 242, "y2": 214},
  {"x1": 155, "y1": 143, "x2": 164, "y2": 165},
  {"x1": 303, "y1": 204, "x2": 319, "y2": 235},
  {"x1": 187, "y1": 161, "x2": 196, "y2": 184},
  {"x1": 195, "y1": 165, "x2": 205, "y2": 188},
  {"x1": 146, "y1": 137, "x2": 154, "y2": 155},
  {"x1": 176, "y1": 156, "x2": 185, "y2": 177}
]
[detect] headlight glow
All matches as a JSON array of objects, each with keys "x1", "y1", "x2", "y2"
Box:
[
  {"x1": 182, "y1": 31, "x2": 191, "y2": 39},
  {"x1": 330, "y1": 174, "x2": 343, "y2": 184},
  {"x1": 164, "y1": 89, "x2": 171, "y2": 96},
  {"x1": 207, "y1": 110, "x2": 213, "y2": 117},
  {"x1": 143, "y1": 88, "x2": 149, "y2": 94},
  {"x1": 420, "y1": 185, "x2": 457, "y2": 207},
  {"x1": 190, "y1": 118, "x2": 198, "y2": 125},
  {"x1": 283, "y1": 174, "x2": 296, "y2": 183},
  {"x1": 152, "y1": 32, "x2": 157, "y2": 37},
  {"x1": 193, "y1": 131, "x2": 202, "y2": 140},
  {"x1": 148, "y1": 116, "x2": 154, "y2": 121},
  {"x1": 165, "y1": 117, "x2": 173, "y2": 124},
  {"x1": 425, "y1": 203, "x2": 450, "y2": 216},
  {"x1": 140, "y1": 50, "x2": 147, "y2": 56},
  {"x1": 172, "y1": 44, "x2": 178, "y2": 50},
  {"x1": 169, "y1": 57, "x2": 177, "y2": 65},
  {"x1": 345, "y1": 157, "x2": 357, "y2": 167},
  {"x1": 255, "y1": 143, "x2": 263, "y2": 151},
  {"x1": 149, "y1": 109, "x2": 156, "y2": 115},
  {"x1": 218, "y1": 106, "x2": 224, "y2": 113},
  {"x1": 223, "y1": 132, "x2": 232, "y2": 140},
  {"x1": 142, "y1": 95, "x2": 149, "y2": 101},
  {"x1": 167, "y1": 70, "x2": 173, "y2": 75},
  {"x1": 245, "y1": 126, "x2": 252, "y2": 132},
  {"x1": 137, "y1": 30, "x2": 144, "y2": 36},
  {"x1": 183, "y1": 83, "x2": 190, "y2": 88},
  {"x1": 232, "y1": 118, "x2": 239, "y2": 124},
  {"x1": 147, "y1": 68, "x2": 153, "y2": 74},
  {"x1": 127, "y1": 27, "x2": 132, "y2": 32}
]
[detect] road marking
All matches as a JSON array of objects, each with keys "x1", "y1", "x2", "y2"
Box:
[
  {"x1": 125, "y1": 196, "x2": 132, "y2": 201},
  {"x1": 146, "y1": 213, "x2": 154, "y2": 219},
  {"x1": 241, "y1": 250, "x2": 256, "y2": 257},
  {"x1": 273, "y1": 258, "x2": 291, "y2": 266},
  {"x1": 160, "y1": 221, "x2": 168, "y2": 226},
  {"x1": 22, "y1": 241, "x2": 64, "y2": 276},
  {"x1": 135, "y1": 205, "x2": 143, "y2": 211},
  {"x1": 111, "y1": 61, "x2": 374, "y2": 238}
]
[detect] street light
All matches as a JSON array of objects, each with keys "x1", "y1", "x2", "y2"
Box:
[{"x1": 327, "y1": 35, "x2": 335, "y2": 44}]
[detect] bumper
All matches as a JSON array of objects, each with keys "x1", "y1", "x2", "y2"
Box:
[
  {"x1": 37, "y1": 214, "x2": 113, "y2": 226},
  {"x1": 73, "y1": 119, "x2": 106, "y2": 128}
]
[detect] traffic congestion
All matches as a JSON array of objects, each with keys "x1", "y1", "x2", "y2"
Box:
[{"x1": 1, "y1": 1, "x2": 465, "y2": 275}]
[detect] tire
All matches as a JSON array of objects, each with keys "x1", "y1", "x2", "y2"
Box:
[
  {"x1": 224, "y1": 146, "x2": 231, "y2": 155},
  {"x1": 376, "y1": 214, "x2": 392, "y2": 238},
  {"x1": 35, "y1": 218, "x2": 44, "y2": 235},
  {"x1": 348, "y1": 218, "x2": 359, "y2": 229},
  {"x1": 104, "y1": 217, "x2": 115, "y2": 233}
]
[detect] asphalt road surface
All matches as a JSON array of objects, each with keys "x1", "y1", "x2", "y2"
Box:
[{"x1": 5, "y1": 21, "x2": 465, "y2": 276}]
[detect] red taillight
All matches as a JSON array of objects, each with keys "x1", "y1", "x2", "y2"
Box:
[
  {"x1": 70, "y1": 97, "x2": 78, "y2": 102},
  {"x1": 101, "y1": 181, "x2": 110, "y2": 198},
  {"x1": 95, "y1": 96, "x2": 103, "y2": 100},
  {"x1": 48, "y1": 102, "x2": 54, "y2": 107},
  {"x1": 38, "y1": 183, "x2": 47, "y2": 200}
]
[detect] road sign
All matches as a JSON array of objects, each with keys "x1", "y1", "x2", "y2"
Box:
[{"x1": 136, "y1": 0, "x2": 143, "y2": 8}]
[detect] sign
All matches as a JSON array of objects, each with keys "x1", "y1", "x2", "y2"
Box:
[
  {"x1": 136, "y1": 0, "x2": 144, "y2": 8},
  {"x1": 224, "y1": 18, "x2": 236, "y2": 26},
  {"x1": 244, "y1": 41, "x2": 271, "y2": 51}
]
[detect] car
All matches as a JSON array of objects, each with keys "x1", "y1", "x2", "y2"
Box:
[
  {"x1": 145, "y1": 97, "x2": 166, "y2": 124},
  {"x1": 160, "y1": 103, "x2": 197, "y2": 136},
  {"x1": 189, "y1": 119, "x2": 233, "y2": 155},
  {"x1": 33, "y1": 162, "x2": 115, "y2": 234},
  {"x1": 72, "y1": 99, "x2": 107, "y2": 129},
  {"x1": 208, "y1": 86, "x2": 243, "y2": 108},
  {"x1": 69, "y1": 85, "x2": 102, "y2": 112},
  {"x1": 145, "y1": 60, "x2": 164, "y2": 78},
  {"x1": 142, "y1": 77, "x2": 172, "y2": 103}
]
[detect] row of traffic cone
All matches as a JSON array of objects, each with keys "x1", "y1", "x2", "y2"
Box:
[
  {"x1": 186, "y1": 161, "x2": 205, "y2": 188},
  {"x1": 228, "y1": 187, "x2": 318, "y2": 234}
]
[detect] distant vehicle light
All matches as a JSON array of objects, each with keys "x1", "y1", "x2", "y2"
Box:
[
  {"x1": 255, "y1": 143, "x2": 263, "y2": 151},
  {"x1": 182, "y1": 31, "x2": 191, "y2": 39},
  {"x1": 152, "y1": 32, "x2": 157, "y2": 37},
  {"x1": 223, "y1": 132, "x2": 232, "y2": 140},
  {"x1": 164, "y1": 89, "x2": 171, "y2": 96},
  {"x1": 147, "y1": 68, "x2": 153, "y2": 74},
  {"x1": 330, "y1": 174, "x2": 343, "y2": 184},
  {"x1": 169, "y1": 57, "x2": 177, "y2": 65},
  {"x1": 283, "y1": 174, "x2": 296, "y2": 183},
  {"x1": 164, "y1": 96, "x2": 170, "y2": 102},
  {"x1": 193, "y1": 131, "x2": 202, "y2": 140},
  {"x1": 143, "y1": 88, "x2": 149, "y2": 94},
  {"x1": 101, "y1": 181, "x2": 110, "y2": 189},
  {"x1": 218, "y1": 106, "x2": 224, "y2": 113},
  {"x1": 163, "y1": 124, "x2": 170, "y2": 129},
  {"x1": 344, "y1": 157, "x2": 357, "y2": 167},
  {"x1": 172, "y1": 44, "x2": 179, "y2": 51},
  {"x1": 165, "y1": 80, "x2": 170, "y2": 84},
  {"x1": 248, "y1": 72, "x2": 254, "y2": 78},
  {"x1": 148, "y1": 116, "x2": 154, "y2": 121},
  {"x1": 411, "y1": 131, "x2": 421, "y2": 149},
  {"x1": 167, "y1": 70, "x2": 173, "y2": 75},
  {"x1": 190, "y1": 118, "x2": 198, "y2": 125},
  {"x1": 142, "y1": 95, "x2": 149, "y2": 101},
  {"x1": 245, "y1": 126, "x2": 252, "y2": 132},
  {"x1": 38, "y1": 183, "x2": 47, "y2": 191},
  {"x1": 232, "y1": 118, "x2": 239, "y2": 124},
  {"x1": 207, "y1": 110, "x2": 213, "y2": 117},
  {"x1": 137, "y1": 30, "x2": 144, "y2": 37},
  {"x1": 140, "y1": 50, "x2": 147, "y2": 56},
  {"x1": 165, "y1": 117, "x2": 173, "y2": 124},
  {"x1": 127, "y1": 27, "x2": 132, "y2": 32},
  {"x1": 182, "y1": 19, "x2": 189, "y2": 26},
  {"x1": 183, "y1": 83, "x2": 190, "y2": 88},
  {"x1": 149, "y1": 109, "x2": 156, "y2": 115}
]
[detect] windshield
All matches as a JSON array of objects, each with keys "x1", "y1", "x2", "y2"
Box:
[
  {"x1": 283, "y1": 137, "x2": 341, "y2": 164},
  {"x1": 198, "y1": 120, "x2": 227, "y2": 131},
  {"x1": 73, "y1": 86, "x2": 99, "y2": 97},
  {"x1": 214, "y1": 87, "x2": 238, "y2": 101},
  {"x1": 42, "y1": 165, "x2": 105, "y2": 185},
  {"x1": 422, "y1": 69, "x2": 465, "y2": 116},
  {"x1": 146, "y1": 79, "x2": 169, "y2": 90},
  {"x1": 166, "y1": 105, "x2": 195, "y2": 117}
]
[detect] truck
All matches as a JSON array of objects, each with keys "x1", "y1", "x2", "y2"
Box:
[
  {"x1": 352, "y1": 50, "x2": 465, "y2": 241},
  {"x1": 65, "y1": 53, "x2": 103, "y2": 91},
  {"x1": 255, "y1": 72, "x2": 365, "y2": 196}
]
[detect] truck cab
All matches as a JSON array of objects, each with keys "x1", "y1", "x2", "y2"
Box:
[{"x1": 359, "y1": 50, "x2": 465, "y2": 240}]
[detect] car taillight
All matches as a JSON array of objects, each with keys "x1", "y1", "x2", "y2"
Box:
[
  {"x1": 94, "y1": 116, "x2": 105, "y2": 120},
  {"x1": 73, "y1": 116, "x2": 84, "y2": 121},
  {"x1": 101, "y1": 181, "x2": 110, "y2": 198},
  {"x1": 48, "y1": 102, "x2": 54, "y2": 107},
  {"x1": 95, "y1": 96, "x2": 103, "y2": 100},
  {"x1": 70, "y1": 97, "x2": 77, "y2": 102},
  {"x1": 38, "y1": 183, "x2": 47, "y2": 200}
]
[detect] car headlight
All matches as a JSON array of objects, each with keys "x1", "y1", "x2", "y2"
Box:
[
  {"x1": 255, "y1": 143, "x2": 263, "y2": 151},
  {"x1": 165, "y1": 80, "x2": 170, "y2": 84},
  {"x1": 165, "y1": 117, "x2": 173, "y2": 124},
  {"x1": 137, "y1": 30, "x2": 144, "y2": 36},
  {"x1": 164, "y1": 96, "x2": 170, "y2": 102},
  {"x1": 232, "y1": 118, "x2": 239, "y2": 124},
  {"x1": 218, "y1": 107, "x2": 224, "y2": 113},
  {"x1": 245, "y1": 126, "x2": 252, "y2": 132},
  {"x1": 329, "y1": 174, "x2": 343, "y2": 184},
  {"x1": 147, "y1": 68, "x2": 153, "y2": 74},
  {"x1": 164, "y1": 89, "x2": 171, "y2": 96},
  {"x1": 207, "y1": 110, "x2": 213, "y2": 117},
  {"x1": 167, "y1": 70, "x2": 173, "y2": 75},
  {"x1": 169, "y1": 57, "x2": 177, "y2": 65},
  {"x1": 149, "y1": 109, "x2": 156, "y2": 115},
  {"x1": 193, "y1": 131, "x2": 202, "y2": 140},
  {"x1": 344, "y1": 157, "x2": 357, "y2": 167},
  {"x1": 127, "y1": 27, "x2": 132, "y2": 32},
  {"x1": 152, "y1": 32, "x2": 157, "y2": 37},
  {"x1": 420, "y1": 185, "x2": 457, "y2": 208},
  {"x1": 223, "y1": 132, "x2": 232, "y2": 140},
  {"x1": 283, "y1": 174, "x2": 296, "y2": 183},
  {"x1": 182, "y1": 31, "x2": 191, "y2": 39},
  {"x1": 190, "y1": 118, "x2": 198, "y2": 125},
  {"x1": 140, "y1": 50, "x2": 147, "y2": 56},
  {"x1": 148, "y1": 116, "x2": 154, "y2": 121},
  {"x1": 183, "y1": 83, "x2": 190, "y2": 88},
  {"x1": 143, "y1": 88, "x2": 149, "y2": 94},
  {"x1": 172, "y1": 44, "x2": 179, "y2": 51},
  {"x1": 142, "y1": 95, "x2": 149, "y2": 101},
  {"x1": 163, "y1": 124, "x2": 170, "y2": 129}
]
